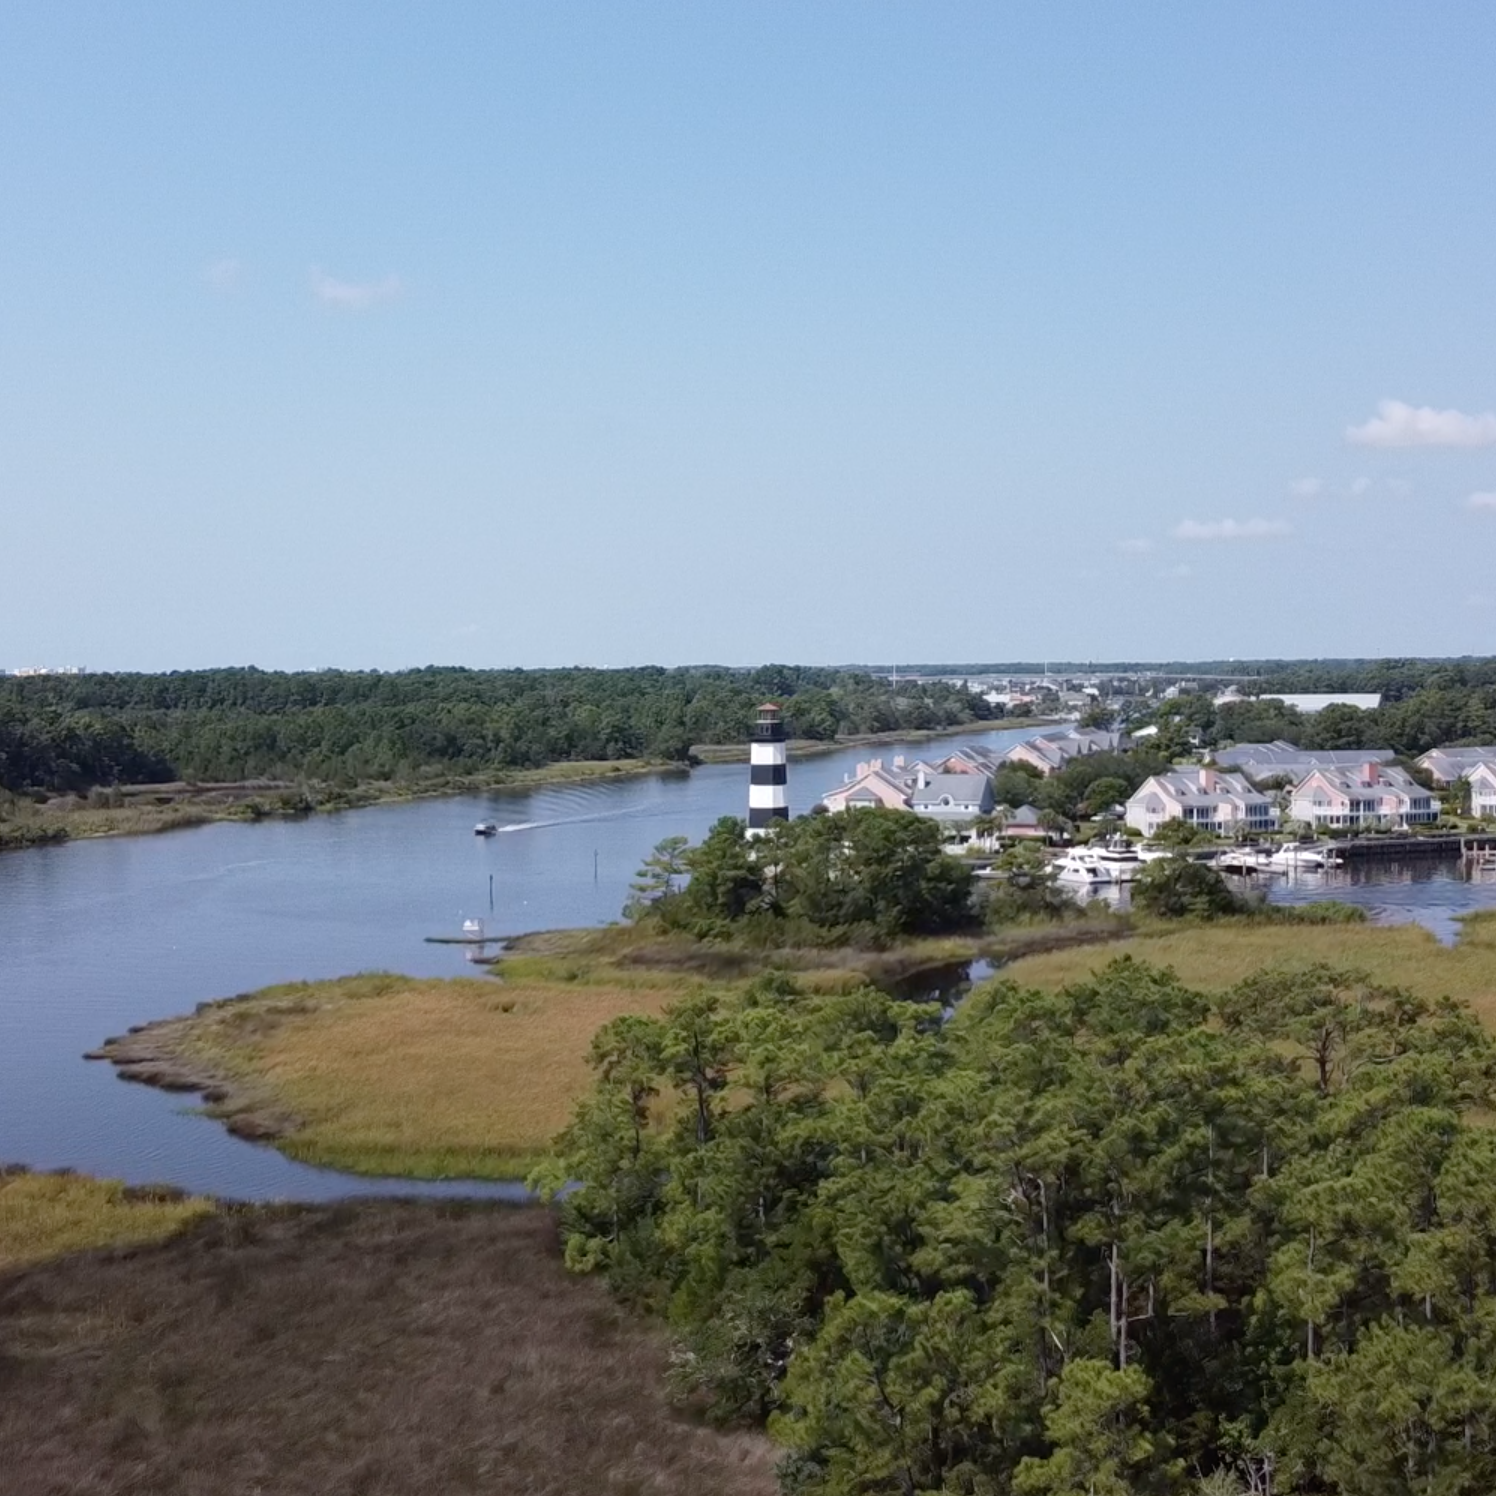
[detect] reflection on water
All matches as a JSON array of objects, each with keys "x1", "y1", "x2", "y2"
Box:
[
  {"x1": 0, "y1": 729, "x2": 1038, "y2": 1198},
  {"x1": 1062, "y1": 858, "x2": 1496, "y2": 946},
  {"x1": 1263, "y1": 859, "x2": 1496, "y2": 944}
]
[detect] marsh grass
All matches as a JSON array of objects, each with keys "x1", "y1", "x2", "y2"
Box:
[
  {"x1": 98, "y1": 923, "x2": 1133, "y2": 1181},
  {"x1": 0, "y1": 1169, "x2": 212, "y2": 1272},
  {"x1": 0, "y1": 1200, "x2": 779, "y2": 1496},
  {"x1": 1002, "y1": 910, "x2": 1496, "y2": 1025},
  {"x1": 103, "y1": 971, "x2": 690, "y2": 1179}
]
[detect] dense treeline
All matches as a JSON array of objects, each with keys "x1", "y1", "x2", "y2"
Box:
[
  {"x1": 544, "y1": 957, "x2": 1496, "y2": 1494},
  {"x1": 1148, "y1": 684, "x2": 1496, "y2": 761},
  {"x1": 627, "y1": 810, "x2": 977, "y2": 946},
  {"x1": 878, "y1": 658, "x2": 1496, "y2": 692},
  {"x1": 0, "y1": 667, "x2": 992, "y2": 795}
]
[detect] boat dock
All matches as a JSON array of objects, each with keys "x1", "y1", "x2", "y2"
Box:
[{"x1": 1329, "y1": 833, "x2": 1496, "y2": 862}]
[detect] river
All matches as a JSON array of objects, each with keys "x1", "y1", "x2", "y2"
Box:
[{"x1": 0, "y1": 728, "x2": 1037, "y2": 1199}]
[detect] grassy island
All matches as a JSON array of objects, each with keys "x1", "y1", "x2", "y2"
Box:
[{"x1": 89, "y1": 922, "x2": 1083, "y2": 1180}]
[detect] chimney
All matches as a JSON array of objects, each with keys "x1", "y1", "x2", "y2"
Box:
[
  {"x1": 917, "y1": 767, "x2": 929, "y2": 789},
  {"x1": 1362, "y1": 761, "x2": 1379, "y2": 785},
  {"x1": 893, "y1": 755, "x2": 905, "y2": 769},
  {"x1": 1200, "y1": 767, "x2": 1216, "y2": 792}
]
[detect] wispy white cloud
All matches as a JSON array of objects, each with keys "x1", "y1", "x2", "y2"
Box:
[
  {"x1": 1291, "y1": 474, "x2": 1411, "y2": 501},
  {"x1": 311, "y1": 268, "x2": 402, "y2": 310},
  {"x1": 1466, "y1": 593, "x2": 1494, "y2": 611},
  {"x1": 1117, "y1": 538, "x2": 1156, "y2": 555},
  {"x1": 202, "y1": 256, "x2": 242, "y2": 292},
  {"x1": 1174, "y1": 518, "x2": 1292, "y2": 542},
  {"x1": 1467, "y1": 492, "x2": 1496, "y2": 511},
  {"x1": 1159, "y1": 564, "x2": 1193, "y2": 579},
  {"x1": 1346, "y1": 399, "x2": 1496, "y2": 448}
]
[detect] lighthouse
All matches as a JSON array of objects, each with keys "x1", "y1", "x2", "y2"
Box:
[{"x1": 747, "y1": 702, "x2": 789, "y2": 836}]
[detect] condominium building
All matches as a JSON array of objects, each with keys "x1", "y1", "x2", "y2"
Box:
[
  {"x1": 1287, "y1": 763, "x2": 1438, "y2": 829},
  {"x1": 1125, "y1": 768, "x2": 1279, "y2": 837}
]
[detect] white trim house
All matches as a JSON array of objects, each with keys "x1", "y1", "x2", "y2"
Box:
[
  {"x1": 1466, "y1": 762, "x2": 1496, "y2": 820},
  {"x1": 910, "y1": 773, "x2": 994, "y2": 825},
  {"x1": 1125, "y1": 768, "x2": 1279, "y2": 837},
  {"x1": 1418, "y1": 747, "x2": 1496, "y2": 787},
  {"x1": 1287, "y1": 763, "x2": 1438, "y2": 829}
]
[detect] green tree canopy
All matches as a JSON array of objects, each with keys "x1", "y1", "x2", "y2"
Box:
[{"x1": 542, "y1": 956, "x2": 1496, "y2": 1493}]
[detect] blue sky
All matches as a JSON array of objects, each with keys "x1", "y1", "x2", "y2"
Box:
[{"x1": 3, "y1": 3, "x2": 1495, "y2": 670}]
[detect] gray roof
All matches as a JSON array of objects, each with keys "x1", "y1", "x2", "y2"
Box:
[
  {"x1": 1419, "y1": 746, "x2": 1496, "y2": 777},
  {"x1": 1135, "y1": 769, "x2": 1273, "y2": 809},
  {"x1": 910, "y1": 774, "x2": 992, "y2": 808},
  {"x1": 1215, "y1": 741, "x2": 1395, "y2": 778}
]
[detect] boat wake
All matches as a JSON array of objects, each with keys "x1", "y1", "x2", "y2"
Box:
[{"x1": 494, "y1": 805, "x2": 642, "y2": 834}]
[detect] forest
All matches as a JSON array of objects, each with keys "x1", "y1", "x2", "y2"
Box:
[
  {"x1": 0, "y1": 666, "x2": 991, "y2": 796},
  {"x1": 1148, "y1": 682, "x2": 1496, "y2": 762},
  {"x1": 543, "y1": 956, "x2": 1496, "y2": 1495}
]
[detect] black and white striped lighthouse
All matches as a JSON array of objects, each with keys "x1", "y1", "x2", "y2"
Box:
[{"x1": 747, "y1": 702, "x2": 789, "y2": 836}]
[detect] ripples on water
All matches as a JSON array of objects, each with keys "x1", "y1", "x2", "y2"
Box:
[
  {"x1": 0, "y1": 730, "x2": 1037, "y2": 1199},
  {"x1": 1263, "y1": 859, "x2": 1496, "y2": 944}
]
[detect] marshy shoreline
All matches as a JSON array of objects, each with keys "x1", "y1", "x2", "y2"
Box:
[{"x1": 0, "y1": 1177, "x2": 778, "y2": 1496}]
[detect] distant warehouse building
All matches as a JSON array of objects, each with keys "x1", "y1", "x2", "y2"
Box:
[{"x1": 1214, "y1": 691, "x2": 1382, "y2": 714}]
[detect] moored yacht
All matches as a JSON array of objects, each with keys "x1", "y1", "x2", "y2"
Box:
[
  {"x1": 1269, "y1": 839, "x2": 1341, "y2": 870},
  {"x1": 1053, "y1": 838, "x2": 1144, "y2": 883}
]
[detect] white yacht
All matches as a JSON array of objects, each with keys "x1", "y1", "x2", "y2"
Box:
[
  {"x1": 1214, "y1": 847, "x2": 1275, "y2": 874},
  {"x1": 1052, "y1": 848, "x2": 1108, "y2": 883},
  {"x1": 1269, "y1": 840, "x2": 1341, "y2": 870},
  {"x1": 474, "y1": 821, "x2": 498, "y2": 837},
  {"x1": 1053, "y1": 839, "x2": 1144, "y2": 884}
]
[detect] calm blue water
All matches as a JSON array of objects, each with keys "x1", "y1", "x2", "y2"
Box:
[
  {"x1": 1261, "y1": 859, "x2": 1496, "y2": 944},
  {"x1": 0, "y1": 729, "x2": 1036, "y2": 1198}
]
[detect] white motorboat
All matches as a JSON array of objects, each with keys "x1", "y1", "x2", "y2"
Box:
[
  {"x1": 1214, "y1": 847, "x2": 1275, "y2": 874},
  {"x1": 1053, "y1": 849, "x2": 1109, "y2": 883},
  {"x1": 1135, "y1": 843, "x2": 1177, "y2": 863},
  {"x1": 1269, "y1": 840, "x2": 1340, "y2": 870},
  {"x1": 1092, "y1": 838, "x2": 1145, "y2": 881},
  {"x1": 474, "y1": 821, "x2": 498, "y2": 837},
  {"x1": 1053, "y1": 840, "x2": 1144, "y2": 884}
]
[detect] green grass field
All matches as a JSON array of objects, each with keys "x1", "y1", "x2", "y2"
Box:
[
  {"x1": 1003, "y1": 910, "x2": 1496, "y2": 1022},
  {"x1": 0, "y1": 1169, "x2": 212, "y2": 1272}
]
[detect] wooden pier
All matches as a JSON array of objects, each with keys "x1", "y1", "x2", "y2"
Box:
[{"x1": 1330, "y1": 833, "x2": 1496, "y2": 862}]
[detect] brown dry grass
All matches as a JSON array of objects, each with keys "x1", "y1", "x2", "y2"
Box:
[
  {"x1": 1001, "y1": 912, "x2": 1496, "y2": 1028},
  {"x1": 0, "y1": 1200, "x2": 780, "y2": 1496}
]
